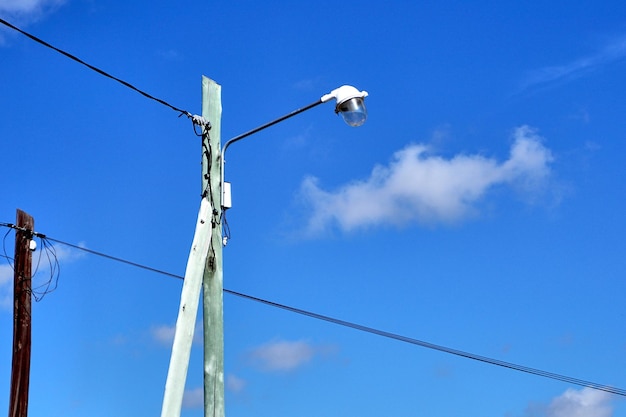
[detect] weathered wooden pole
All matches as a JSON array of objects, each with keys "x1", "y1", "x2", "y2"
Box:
[
  {"x1": 9, "y1": 209, "x2": 34, "y2": 417},
  {"x1": 201, "y1": 76, "x2": 224, "y2": 417},
  {"x1": 160, "y1": 76, "x2": 223, "y2": 417},
  {"x1": 160, "y1": 198, "x2": 213, "y2": 417}
]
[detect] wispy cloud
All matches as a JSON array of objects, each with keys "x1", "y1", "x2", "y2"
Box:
[
  {"x1": 0, "y1": 263, "x2": 13, "y2": 309},
  {"x1": 293, "y1": 77, "x2": 323, "y2": 92},
  {"x1": 547, "y1": 387, "x2": 614, "y2": 417},
  {"x1": 182, "y1": 387, "x2": 203, "y2": 409},
  {"x1": 520, "y1": 387, "x2": 615, "y2": 417},
  {"x1": 0, "y1": 0, "x2": 65, "y2": 17},
  {"x1": 301, "y1": 125, "x2": 553, "y2": 233},
  {"x1": 151, "y1": 324, "x2": 177, "y2": 346},
  {"x1": 156, "y1": 48, "x2": 182, "y2": 61},
  {"x1": 0, "y1": 0, "x2": 66, "y2": 44},
  {"x1": 49, "y1": 240, "x2": 86, "y2": 263},
  {"x1": 226, "y1": 374, "x2": 246, "y2": 393},
  {"x1": 150, "y1": 322, "x2": 203, "y2": 346},
  {"x1": 247, "y1": 339, "x2": 335, "y2": 372},
  {"x1": 520, "y1": 36, "x2": 626, "y2": 93},
  {"x1": 249, "y1": 339, "x2": 314, "y2": 372}
]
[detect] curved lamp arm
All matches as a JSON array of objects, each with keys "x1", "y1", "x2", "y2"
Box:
[
  {"x1": 219, "y1": 99, "x2": 324, "y2": 210},
  {"x1": 220, "y1": 85, "x2": 368, "y2": 210},
  {"x1": 221, "y1": 99, "x2": 324, "y2": 158}
]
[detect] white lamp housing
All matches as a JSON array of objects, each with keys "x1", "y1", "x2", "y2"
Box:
[{"x1": 321, "y1": 85, "x2": 369, "y2": 127}]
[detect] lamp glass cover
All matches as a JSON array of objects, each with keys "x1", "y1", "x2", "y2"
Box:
[{"x1": 337, "y1": 97, "x2": 367, "y2": 127}]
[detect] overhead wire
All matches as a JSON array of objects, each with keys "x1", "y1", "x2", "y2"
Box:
[
  {"x1": 0, "y1": 222, "x2": 624, "y2": 396},
  {"x1": 45, "y1": 236, "x2": 183, "y2": 280},
  {"x1": 224, "y1": 289, "x2": 626, "y2": 397},
  {"x1": 30, "y1": 236, "x2": 61, "y2": 301},
  {"x1": 2, "y1": 223, "x2": 62, "y2": 301},
  {"x1": 1, "y1": 224, "x2": 14, "y2": 268},
  {"x1": 0, "y1": 17, "x2": 195, "y2": 120}
]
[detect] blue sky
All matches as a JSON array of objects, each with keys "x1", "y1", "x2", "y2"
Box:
[{"x1": 2, "y1": 1, "x2": 626, "y2": 416}]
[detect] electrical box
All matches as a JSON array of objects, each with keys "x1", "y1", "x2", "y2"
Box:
[{"x1": 223, "y1": 182, "x2": 232, "y2": 209}]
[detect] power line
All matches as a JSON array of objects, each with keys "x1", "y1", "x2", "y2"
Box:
[
  {"x1": 225, "y1": 289, "x2": 626, "y2": 397},
  {"x1": 45, "y1": 236, "x2": 183, "y2": 280},
  {"x1": 1, "y1": 222, "x2": 625, "y2": 396},
  {"x1": 0, "y1": 17, "x2": 194, "y2": 120}
]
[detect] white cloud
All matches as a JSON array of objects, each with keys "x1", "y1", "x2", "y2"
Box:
[
  {"x1": 182, "y1": 387, "x2": 203, "y2": 409},
  {"x1": 521, "y1": 36, "x2": 626, "y2": 93},
  {"x1": 0, "y1": 0, "x2": 64, "y2": 16},
  {"x1": 47, "y1": 241, "x2": 86, "y2": 263},
  {"x1": 151, "y1": 322, "x2": 203, "y2": 346},
  {"x1": 547, "y1": 387, "x2": 614, "y2": 417},
  {"x1": 0, "y1": 263, "x2": 12, "y2": 286},
  {"x1": 249, "y1": 339, "x2": 315, "y2": 372},
  {"x1": 0, "y1": 0, "x2": 65, "y2": 41},
  {"x1": 226, "y1": 374, "x2": 246, "y2": 393},
  {"x1": 151, "y1": 324, "x2": 176, "y2": 346},
  {"x1": 301, "y1": 125, "x2": 553, "y2": 233},
  {"x1": 520, "y1": 387, "x2": 615, "y2": 417},
  {"x1": 0, "y1": 263, "x2": 13, "y2": 310}
]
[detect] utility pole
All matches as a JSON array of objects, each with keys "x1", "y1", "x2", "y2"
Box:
[
  {"x1": 201, "y1": 76, "x2": 224, "y2": 417},
  {"x1": 9, "y1": 209, "x2": 34, "y2": 417},
  {"x1": 160, "y1": 78, "x2": 365, "y2": 417},
  {"x1": 160, "y1": 76, "x2": 223, "y2": 417}
]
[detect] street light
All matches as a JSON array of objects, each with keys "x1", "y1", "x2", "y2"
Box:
[
  {"x1": 221, "y1": 84, "x2": 368, "y2": 210},
  {"x1": 321, "y1": 85, "x2": 369, "y2": 127},
  {"x1": 161, "y1": 79, "x2": 367, "y2": 417}
]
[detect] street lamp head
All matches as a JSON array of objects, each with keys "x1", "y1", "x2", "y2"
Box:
[
  {"x1": 220, "y1": 83, "x2": 369, "y2": 214},
  {"x1": 321, "y1": 85, "x2": 369, "y2": 127}
]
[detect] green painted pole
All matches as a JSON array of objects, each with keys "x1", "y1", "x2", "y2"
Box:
[{"x1": 201, "y1": 76, "x2": 224, "y2": 417}]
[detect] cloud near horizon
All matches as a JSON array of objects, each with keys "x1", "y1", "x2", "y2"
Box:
[
  {"x1": 301, "y1": 125, "x2": 553, "y2": 233},
  {"x1": 521, "y1": 387, "x2": 615, "y2": 417},
  {"x1": 247, "y1": 339, "x2": 336, "y2": 372},
  {"x1": 547, "y1": 387, "x2": 614, "y2": 417}
]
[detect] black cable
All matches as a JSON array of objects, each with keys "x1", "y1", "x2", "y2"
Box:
[
  {"x1": 30, "y1": 237, "x2": 60, "y2": 301},
  {"x1": 0, "y1": 17, "x2": 193, "y2": 119},
  {"x1": 1, "y1": 226, "x2": 15, "y2": 268},
  {"x1": 224, "y1": 289, "x2": 626, "y2": 396},
  {"x1": 44, "y1": 236, "x2": 183, "y2": 280},
  {"x1": 1, "y1": 222, "x2": 624, "y2": 396},
  {"x1": 2, "y1": 223, "x2": 61, "y2": 300},
  {"x1": 221, "y1": 99, "x2": 324, "y2": 155}
]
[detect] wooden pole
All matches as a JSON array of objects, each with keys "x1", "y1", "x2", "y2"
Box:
[
  {"x1": 9, "y1": 209, "x2": 34, "y2": 417},
  {"x1": 201, "y1": 76, "x2": 224, "y2": 417},
  {"x1": 160, "y1": 76, "x2": 223, "y2": 417},
  {"x1": 160, "y1": 199, "x2": 213, "y2": 417}
]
